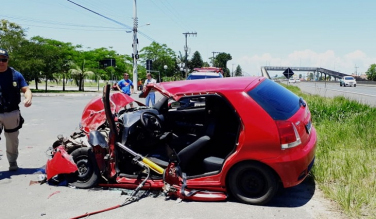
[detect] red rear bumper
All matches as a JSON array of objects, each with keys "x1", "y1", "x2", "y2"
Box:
[{"x1": 264, "y1": 127, "x2": 317, "y2": 188}]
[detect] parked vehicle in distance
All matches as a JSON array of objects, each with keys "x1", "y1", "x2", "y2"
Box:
[
  {"x1": 340, "y1": 76, "x2": 357, "y2": 87},
  {"x1": 288, "y1": 78, "x2": 296, "y2": 83},
  {"x1": 187, "y1": 67, "x2": 224, "y2": 80},
  {"x1": 46, "y1": 77, "x2": 317, "y2": 205}
]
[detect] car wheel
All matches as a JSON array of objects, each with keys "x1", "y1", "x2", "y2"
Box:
[
  {"x1": 354, "y1": 84, "x2": 356, "y2": 87},
  {"x1": 70, "y1": 147, "x2": 99, "y2": 189},
  {"x1": 228, "y1": 163, "x2": 278, "y2": 205}
]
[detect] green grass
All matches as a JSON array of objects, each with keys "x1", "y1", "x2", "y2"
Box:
[
  {"x1": 29, "y1": 81, "x2": 106, "y2": 93},
  {"x1": 285, "y1": 85, "x2": 376, "y2": 218}
]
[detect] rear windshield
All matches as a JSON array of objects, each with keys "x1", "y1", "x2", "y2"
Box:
[
  {"x1": 247, "y1": 79, "x2": 300, "y2": 120},
  {"x1": 345, "y1": 77, "x2": 354, "y2": 80},
  {"x1": 187, "y1": 74, "x2": 223, "y2": 80}
]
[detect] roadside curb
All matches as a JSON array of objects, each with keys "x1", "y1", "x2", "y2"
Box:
[
  {"x1": 32, "y1": 91, "x2": 143, "y2": 97},
  {"x1": 32, "y1": 92, "x2": 102, "y2": 97}
]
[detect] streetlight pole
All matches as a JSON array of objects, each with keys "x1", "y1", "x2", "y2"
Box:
[
  {"x1": 163, "y1": 65, "x2": 167, "y2": 82},
  {"x1": 232, "y1": 63, "x2": 235, "y2": 77},
  {"x1": 132, "y1": 0, "x2": 138, "y2": 92}
]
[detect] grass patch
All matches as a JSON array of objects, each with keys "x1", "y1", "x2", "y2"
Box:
[
  {"x1": 29, "y1": 81, "x2": 107, "y2": 88},
  {"x1": 285, "y1": 84, "x2": 376, "y2": 218}
]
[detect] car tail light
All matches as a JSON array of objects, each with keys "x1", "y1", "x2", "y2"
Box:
[{"x1": 276, "y1": 121, "x2": 301, "y2": 149}]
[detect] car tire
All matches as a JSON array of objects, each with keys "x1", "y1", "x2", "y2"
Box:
[
  {"x1": 69, "y1": 147, "x2": 99, "y2": 189},
  {"x1": 228, "y1": 163, "x2": 278, "y2": 205},
  {"x1": 354, "y1": 84, "x2": 356, "y2": 87}
]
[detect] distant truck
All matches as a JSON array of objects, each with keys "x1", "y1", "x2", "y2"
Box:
[{"x1": 187, "y1": 67, "x2": 224, "y2": 80}]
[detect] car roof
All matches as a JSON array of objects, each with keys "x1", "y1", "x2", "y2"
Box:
[
  {"x1": 189, "y1": 72, "x2": 222, "y2": 75},
  {"x1": 147, "y1": 76, "x2": 265, "y2": 100}
]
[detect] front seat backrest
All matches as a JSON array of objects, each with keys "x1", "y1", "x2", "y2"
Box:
[{"x1": 177, "y1": 135, "x2": 210, "y2": 170}]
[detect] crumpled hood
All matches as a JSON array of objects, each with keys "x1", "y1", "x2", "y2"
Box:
[{"x1": 80, "y1": 92, "x2": 142, "y2": 132}]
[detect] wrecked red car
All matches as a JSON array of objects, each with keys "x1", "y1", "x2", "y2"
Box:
[{"x1": 47, "y1": 76, "x2": 317, "y2": 205}]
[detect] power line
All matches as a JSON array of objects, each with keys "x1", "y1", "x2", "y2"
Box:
[
  {"x1": 67, "y1": 0, "x2": 156, "y2": 42},
  {"x1": 67, "y1": 0, "x2": 133, "y2": 30},
  {"x1": 156, "y1": 0, "x2": 194, "y2": 31},
  {"x1": 19, "y1": 24, "x2": 129, "y2": 32},
  {"x1": 148, "y1": 0, "x2": 187, "y2": 31},
  {"x1": 2, "y1": 15, "x2": 127, "y2": 31}
]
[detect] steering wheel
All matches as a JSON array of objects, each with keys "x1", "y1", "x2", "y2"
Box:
[{"x1": 140, "y1": 111, "x2": 163, "y2": 134}]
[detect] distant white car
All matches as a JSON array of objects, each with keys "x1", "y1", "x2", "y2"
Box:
[
  {"x1": 288, "y1": 78, "x2": 296, "y2": 83},
  {"x1": 340, "y1": 76, "x2": 357, "y2": 87}
]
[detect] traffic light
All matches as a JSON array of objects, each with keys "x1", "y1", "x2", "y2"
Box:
[
  {"x1": 99, "y1": 59, "x2": 116, "y2": 69},
  {"x1": 146, "y1": 59, "x2": 153, "y2": 71}
]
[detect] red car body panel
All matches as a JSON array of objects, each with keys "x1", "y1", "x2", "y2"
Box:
[
  {"x1": 46, "y1": 146, "x2": 78, "y2": 180},
  {"x1": 80, "y1": 92, "x2": 143, "y2": 133},
  {"x1": 47, "y1": 77, "x2": 317, "y2": 204},
  {"x1": 144, "y1": 76, "x2": 317, "y2": 188}
]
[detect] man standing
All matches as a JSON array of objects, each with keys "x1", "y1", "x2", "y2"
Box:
[
  {"x1": 143, "y1": 73, "x2": 157, "y2": 107},
  {"x1": 116, "y1": 73, "x2": 134, "y2": 107},
  {"x1": 0, "y1": 48, "x2": 32, "y2": 171}
]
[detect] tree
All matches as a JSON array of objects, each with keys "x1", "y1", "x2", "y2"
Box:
[
  {"x1": 0, "y1": 19, "x2": 26, "y2": 55},
  {"x1": 366, "y1": 64, "x2": 376, "y2": 81},
  {"x1": 235, "y1": 65, "x2": 243, "y2": 76},
  {"x1": 29, "y1": 36, "x2": 69, "y2": 92},
  {"x1": 189, "y1": 51, "x2": 203, "y2": 70},
  {"x1": 0, "y1": 19, "x2": 30, "y2": 80},
  {"x1": 216, "y1": 53, "x2": 232, "y2": 77},
  {"x1": 176, "y1": 51, "x2": 186, "y2": 78},
  {"x1": 309, "y1": 72, "x2": 314, "y2": 81},
  {"x1": 16, "y1": 39, "x2": 45, "y2": 89},
  {"x1": 140, "y1": 42, "x2": 176, "y2": 81},
  {"x1": 70, "y1": 50, "x2": 97, "y2": 91}
]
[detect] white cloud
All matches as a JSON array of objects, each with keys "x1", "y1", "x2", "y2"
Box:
[{"x1": 236, "y1": 50, "x2": 376, "y2": 76}]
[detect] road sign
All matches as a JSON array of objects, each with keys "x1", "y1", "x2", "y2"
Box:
[{"x1": 283, "y1": 68, "x2": 294, "y2": 79}]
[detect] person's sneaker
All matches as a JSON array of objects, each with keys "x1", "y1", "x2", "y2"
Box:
[{"x1": 9, "y1": 162, "x2": 18, "y2": 171}]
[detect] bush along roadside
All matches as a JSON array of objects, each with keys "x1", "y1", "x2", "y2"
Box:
[{"x1": 285, "y1": 84, "x2": 376, "y2": 218}]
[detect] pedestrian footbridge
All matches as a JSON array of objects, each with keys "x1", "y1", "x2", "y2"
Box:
[{"x1": 261, "y1": 66, "x2": 350, "y2": 80}]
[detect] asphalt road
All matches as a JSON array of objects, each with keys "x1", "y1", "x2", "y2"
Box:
[
  {"x1": 0, "y1": 91, "x2": 346, "y2": 219},
  {"x1": 289, "y1": 81, "x2": 376, "y2": 107}
]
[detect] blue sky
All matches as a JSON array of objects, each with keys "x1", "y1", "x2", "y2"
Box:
[{"x1": 3, "y1": 0, "x2": 376, "y2": 76}]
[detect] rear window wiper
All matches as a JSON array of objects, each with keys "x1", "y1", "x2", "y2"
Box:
[{"x1": 299, "y1": 97, "x2": 306, "y2": 107}]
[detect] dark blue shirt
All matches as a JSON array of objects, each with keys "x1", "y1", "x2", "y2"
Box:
[
  {"x1": 0, "y1": 67, "x2": 28, "y2": 90},
  {"x1": 0, "y1": 67, "x2": 28, "y2": 111}
]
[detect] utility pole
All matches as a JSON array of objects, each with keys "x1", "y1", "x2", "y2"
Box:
[
  {"x1": 355, "y1": 65, "x2": 359, "y2": 76},
  {"x1": 232, "y1": 63, "x2": 235, "y2": 77},
  {"x1": 132, "y1": 0, "x2": 139, "y2": 91},
  {"x1": 183, "y1": 32, "x2": 197, "y2": 78},
  {"x1": 212, "y1": 52, "x2": 220, "y2": 67}
]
